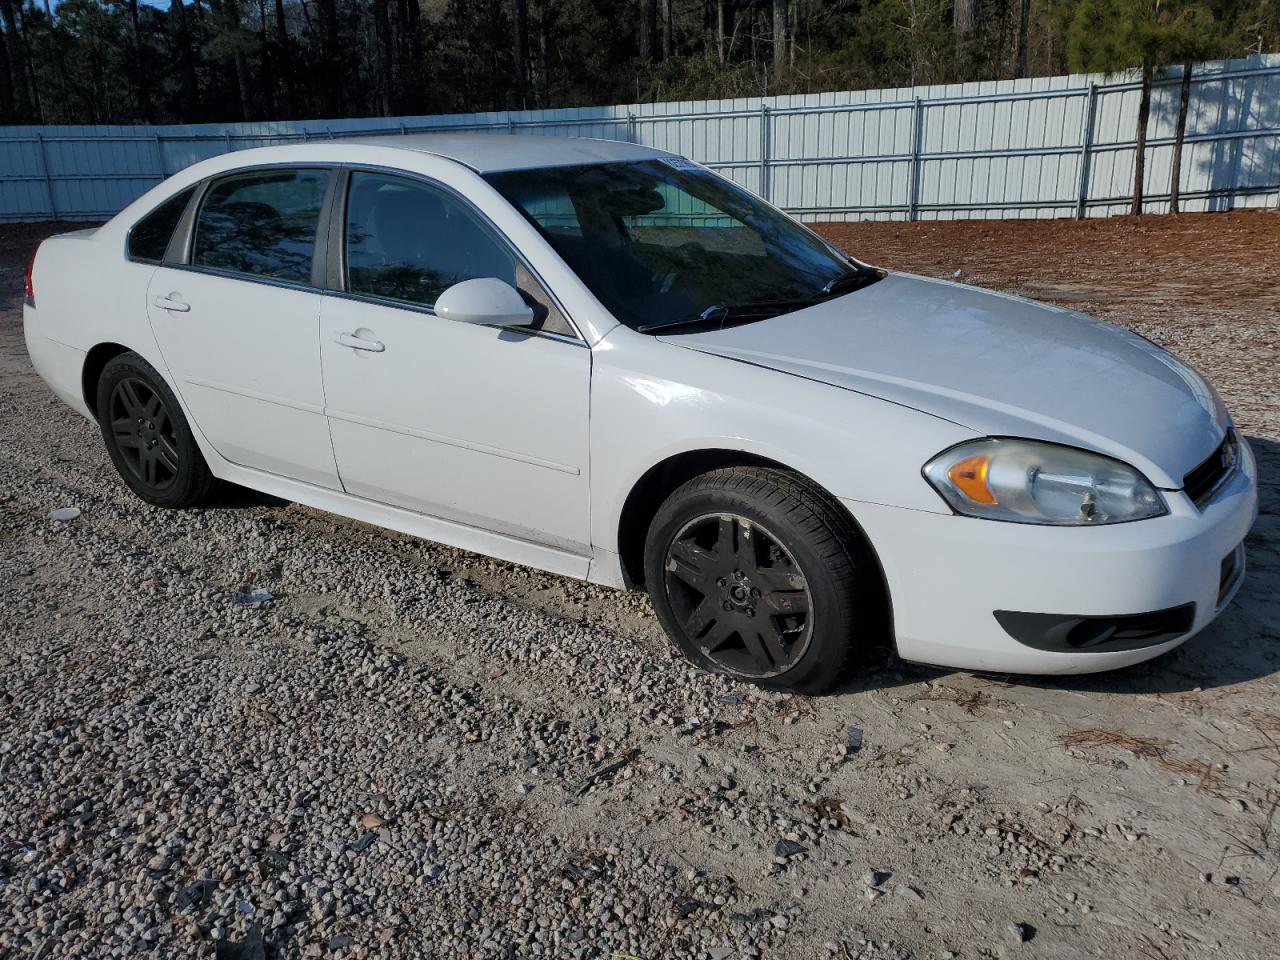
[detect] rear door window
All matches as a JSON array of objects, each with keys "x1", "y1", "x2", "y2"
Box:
[
  {"x1": 128, "y1": 187, "x2": 196, "y2": 263},
  {"x1": 192, "y1": 169, "x2": 329, "y2": 284}
]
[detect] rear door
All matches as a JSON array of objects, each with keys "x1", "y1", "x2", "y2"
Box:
[{"x1": 145, "y1": 166, "x2": 341, "y2": 490}]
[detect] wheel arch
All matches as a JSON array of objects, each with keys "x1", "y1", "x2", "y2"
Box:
[
  {"x1": 615, "y1": 448, "x2": 892, "y2": 621},
  {"x1": 81, "y1": 342, "x2": 134, "y2": 418}
]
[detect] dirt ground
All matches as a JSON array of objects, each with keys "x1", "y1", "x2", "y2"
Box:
[
  {"x1": 2, "y1": 211, "x2": 1279, "y2": 960},
  {"x1": 815, "y1": 212, "x2": 1280, "y2": 442}
]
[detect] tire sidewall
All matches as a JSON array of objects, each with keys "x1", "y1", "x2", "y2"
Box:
[
  {"x1": 644, "y1": 479, "x2": 860, "y2": 692},
  {"x1": 96, "y1": 354, "x2": 207, "y2": 508}
]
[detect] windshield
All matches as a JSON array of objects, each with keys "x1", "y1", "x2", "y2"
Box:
[{"x1": 484, "y1": 159, "x2": 880, "y2": 333}]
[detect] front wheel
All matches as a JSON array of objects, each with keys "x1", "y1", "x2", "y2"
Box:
[{"x1": 643, "y1": 467, "x2": 885, "y2": 693}]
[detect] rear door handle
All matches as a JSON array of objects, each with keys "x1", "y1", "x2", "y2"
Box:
[
  {"x1": 337, "y1": 332, "x2": 385, "y2": 353},
  {"x1": 152, "y1": 294, "x2": 190, "y2": 313}
]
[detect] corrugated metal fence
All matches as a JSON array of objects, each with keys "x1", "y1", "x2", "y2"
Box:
[{"x1": 2, "y1": 53, "x2": 1277, "y2": 224}]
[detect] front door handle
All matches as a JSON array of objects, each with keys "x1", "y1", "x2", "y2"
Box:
[
  {"x1": 152, "y1": 294, "x2": 191, "y2": 313},
  {"x1": 337, "y1": 332, "x2": 385, "y2": 353}
]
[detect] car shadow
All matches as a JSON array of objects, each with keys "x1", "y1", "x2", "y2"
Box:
[
  {"x1": 202, "y1": 483, "x2": 290, "y2": 510},
  {"x1": 838, "y1": 434, "x2": 1280, "y2": 698}
]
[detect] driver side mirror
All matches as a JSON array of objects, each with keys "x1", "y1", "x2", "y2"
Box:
[{"x1": 434, "y1": 277, "x2": 535, "y2": 328}]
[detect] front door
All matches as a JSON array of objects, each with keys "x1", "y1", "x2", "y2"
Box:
[
  {"x1": 318, "y1": 170, "x2": 591, "y2": 553},
  {"x1": 145, "y1": 166, "x2": 341, "y2": 490}
]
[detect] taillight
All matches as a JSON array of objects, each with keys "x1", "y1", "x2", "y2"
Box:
[{"x1": 24, "y1": 251, "x2": 36, "y2": 306}]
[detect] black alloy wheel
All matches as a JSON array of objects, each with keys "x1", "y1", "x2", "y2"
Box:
[
  {"x1": 643, "y1": 466, "x2": 884, "y2": 693},
  {"x1": 663, "y1": 512, "x2": 813, "y2": 678},
  {"x1": 96, "y1": 352, "x2": 216, "y2": 508},
  {"x1": 108, "y1": 376, "x2": 181, "y2": 490}
]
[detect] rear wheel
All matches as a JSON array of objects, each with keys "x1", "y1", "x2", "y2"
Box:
[
  {"x1": 643, "y1": 466, "x2": 884, "y2": 693},
  {"x1": 96, "y1": 352, "x2": 215, "y2": 508}
]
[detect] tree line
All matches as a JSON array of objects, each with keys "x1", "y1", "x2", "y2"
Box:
[{"x1": 1, "y1": 1, "x2": 1273, "y2": 129}]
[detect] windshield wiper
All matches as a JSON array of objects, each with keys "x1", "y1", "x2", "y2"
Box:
[
  {"x1": 637, "y1": 298, "x2": 817, "y2": 334},
  {"x1": 820, "y1": 268, "x2": 883, "y2": 297}
]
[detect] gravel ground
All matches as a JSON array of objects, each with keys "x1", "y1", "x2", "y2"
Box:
[{"x1": 2, "y1": 212, "x2": 1279, "y2": 960}]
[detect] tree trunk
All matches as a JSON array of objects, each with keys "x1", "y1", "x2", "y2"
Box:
[
  {"x1": 661, "y1": 0, "x2": 673, "y2": 60},
  {"x1": 1016, "y1": 0, "x2": 1030, "y2": 77},
  {"x1": 772, "y1": 0, "x2": 786, "y2": 73},
  {"x1": 512, "y1": 0, "x2": 529, "y2": 108},
  {"x1": 954, "y1": 0, "x2": 977, "y2": 34},
  {"x1": 0, "y1": 23, "x2": 12, "y2": 122},
  {"x1": 273, "y1": 0, "x2": 288, "y2": 47},
  {"x1": 272, "y1": 0, "x2": 296, "y2": 116},
  {"x1": 537, "y1": 13, "x2": 549, "y2": 105},
  {"x1": 256, "y1": 0, "x2": 276, "y2": 116},
  {"x1": 1131, "y1": 59, "x2": 1153, "y2": 216},
  {"x1": 639, "y1": 0, "x2": 655, "y2": 62},
  {"x1": 789, "y1": 0, "x2": 797, "y2": 67},
  {"x1": 0, "y1": 25, "x2": 13, "y2": 122},
  {"x1": 0, "y1": 0, "x2": 35, "y2": 120},
  {"x1": 1169, "y1": 62, "x2": 1192, "y2": 214},
  {"x1": 393, "y1": 0, "x2": 423, "y2": 111},
  {"x1": 404, "y1": 0, "x2": 424, "y2": 107},
  {"x1": 316, "y1": 0, "x2": 342, "y2": 115},
  {"x1": 171, "y1": 0, "x2": 202, "y2": 116},
  {"x1": 373, "y1": 0, "x2": 394, "y2": 115},
  {"x1": 226, "y1": 0, "x2": 253, "y2": 121},
  {"x1": 126, "y1": 0, "x2": 155, "y2": 121},
  {"x1": 715, "y1": 0, "x2": 725, "y2": 64}
]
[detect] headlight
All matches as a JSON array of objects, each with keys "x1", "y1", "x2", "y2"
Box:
[{"x1": 923, "y1": 439, "x2": 1166, "y2": 525}]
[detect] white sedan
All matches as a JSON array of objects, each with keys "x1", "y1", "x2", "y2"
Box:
[{"x1": 23, "y1": 135, "x2": 1257, "y2": 692}]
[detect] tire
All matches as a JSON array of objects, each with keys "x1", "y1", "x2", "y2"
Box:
[
  {"x1": 95, "y1": 352, "x2": 216, "y2": 508},
  {"x1": 643, "y1": 466, "x2": 885, "y2": 694}
]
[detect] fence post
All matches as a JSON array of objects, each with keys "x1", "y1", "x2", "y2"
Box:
[
  {"x1": 152, "y1": 133, "x2": 166, "y2": 183},
  {"x1": 1075, "y1": 82, "x2": 1098, "y2": 219},
  {"x1": 35, "y1": 132, "x2": 57, "y2": 221},
  {"x1": 627, "y1": 111, "x2": 637, "y2": 144},
  {"x1": 759, "y1": 103, "x2": 770, "y2": 202},
  {"x1": 907, "y1": 97, "x2": 923, "y2": 221}
]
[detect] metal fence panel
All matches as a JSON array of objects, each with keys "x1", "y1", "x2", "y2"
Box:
[{"x1": 1, "y1": 53, "x2": 1276, "y2": 224}]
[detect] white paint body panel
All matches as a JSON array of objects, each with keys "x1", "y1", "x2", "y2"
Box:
[
  {"x1": 855, "y1": 436, "x2": 1258, "y2": 673},
  {"x1": 667, "y1": 272, "x2": 1227, "y2": 487},
  {"x1": 319, "y1": 295, "x2": 592, "y2": 553},
  {"x1": 22, "y1": 136, "x2": 1259, "y2": 677},
  {"x1": 145, "y1": 266, "x2": 341, "y2": 490}
]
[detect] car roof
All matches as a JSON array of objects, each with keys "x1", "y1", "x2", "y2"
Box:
[{"x1": 339, "y1": 133, "x2": 674, "y2": 173}]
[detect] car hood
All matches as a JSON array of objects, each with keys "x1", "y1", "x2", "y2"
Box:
[{"x1": 659, "y1": 273, "x2": 1227, "y2": 488}]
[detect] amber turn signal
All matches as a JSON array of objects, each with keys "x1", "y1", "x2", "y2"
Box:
[{"x1": 947, "y1": 454, "x2": 998, "y2": 504}]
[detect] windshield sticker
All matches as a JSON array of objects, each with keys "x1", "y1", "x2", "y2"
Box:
[{"x1": 660, "y1": 156, "x2": 702, "y2": 171}]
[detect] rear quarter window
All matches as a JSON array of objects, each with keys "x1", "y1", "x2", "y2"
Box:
[{"x1": 127, "y1": 187, "x2": 196, "y2": 263}]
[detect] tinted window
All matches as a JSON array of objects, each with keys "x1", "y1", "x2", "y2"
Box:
[
  {"x1": 128, "y1": 187, "x2": 195, "y2": 262},
  {"x1": 192, "y1": 169, "x2": 328, "y2": 283},
  {"x1": 486, "y1": 160, "x2": 879, "y2": 333},
  {"x1": 344, "y1": 172, "x2": 516, "y2": 309}
]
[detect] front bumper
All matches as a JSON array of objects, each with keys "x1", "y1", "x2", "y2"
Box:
[{"x1": 846, "y1": 437, "x2": 1259, "y2": 674}]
